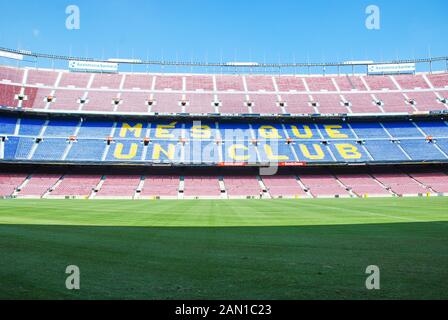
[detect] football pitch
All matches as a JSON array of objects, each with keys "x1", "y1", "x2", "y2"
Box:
[{"x1": 0, "y1": 197, "x2": 447, "y2": 300}]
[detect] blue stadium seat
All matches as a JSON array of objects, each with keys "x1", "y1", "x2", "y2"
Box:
[
  {"x1": 292, "y1": 141, "x2": 334, "y2": 162},
  {"x1": 77, "y1": 120, "x2": 113, "y2": 138},
  {"x1": 44, "y1": 119, "x2": 79, "y2": 137},
  {"x1": 106, "y1": 140, "x2": 145, "y2": 162},
  {"x1": 328, "y1": 140, "x2": 370, "y2": 162},
  {"x1": 363, "y1": 140, "x2": 409, "y2": 161},
  {"x1": 222, "y1": 140, "x2": 258, "y2": 163},
  {"x1": 284, "y1": 123, "x2": 321, "y2": 140},
  {"x1": 184, "y1": 121, "x2": 219, "y2": 141},
  {"x1": 18, "y1": 118, "x2": 46, "y2": 136},
  {"x1": 184, "y1": 140, "x2": 221, "y2": 164},
  {"x1": 0, "y1": 116, "x2": 17, "y2": 135},
  {"x1": 415, "y1": 121, "x2": 448, "y2": 137},
  {"x1": 146, "y1": 140, "x2": 183, "y2": 163},
  {"x1": 434, "y1": 139, "x2": 448, "y2": 156},
  {"x1": 317, "y1": 123, "x2": 356, "y2": 140},
  {"x1": 3, "y1": 136, "x2": 35, "y2": 160},
  {"x1": 32, "y1": 138, "x2": 68, "y2": 161},
  {"x1": 251, "y1": 124, "x2": 286, "y2": 140},
  {"x1": 399, "y1": 139, "x2": 448, "y2": 161},
  {"x1": 350, "y1": 122, "x2": 389, "y2": 139},
  {"x1": 257, "y1": 141, "x2": 296, "y2": 162},
  {"x1": 149, "y1": 121, "x2": 183, "y2": 140},
  {"x1": 382, "y1": 122, "x2": 424, "y2": 138},
  {"x1": 220, "y1": 123, "x2": 252, "y2": 142},
  {"x1": 65, "y1": 139, "x2": 106, "y2": 161}
]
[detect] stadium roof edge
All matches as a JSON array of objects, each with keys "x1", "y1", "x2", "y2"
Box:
[{"x1": 1, "y1": 46, "x2": 447, "y2": 69}]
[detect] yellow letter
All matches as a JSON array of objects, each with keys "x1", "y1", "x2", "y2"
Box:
[
  {"x1": 191, "y1": 125, "x2": 211, "y2": 139},
  {"x1": 152, "y1": 143, "x2": 176, "y2": 160},
  {"x1": 259, "y1": 126, "x2": 282, "y2": 139},
  {"x1": 155, "y1": 122, "x2": 177, "y2": 139},
  {"x1": 114, "y1": 143, "x2": 138, "y2": 160},
  {"x1": 264, "y1": 144, "x2": 289, "y2": 161},
  {"x1": 325, "y1": 125, "x2": 348, "y2": 139},
  {"x1": 228, "y1": 144, "x2": 249, "y2": 161},
  {"x1": 290, "y1": 125, "x2": 313, "y2": 139},
  {"x1": 335, "y1": 144, "x2": 362, "y2": 159},
  {"x1": 299, "y1": 144, "x2": 325, "y2": 160},
  {"x1": 119, "y1": 123, "x2": 143, "y2": 138}
]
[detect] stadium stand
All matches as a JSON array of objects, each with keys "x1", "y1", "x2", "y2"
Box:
[
  {"x1": 0, "y1": 65, "x2": 447, "y2": 115},
  {"x1": 0, "y1": 173, "x2": 27, "y2": 197},
  {"x1": 95, "y1": 175, "x2": 141, "y2": 199},
  {"x1": 2, "y1": 115, "x2": 448, "y2": 164},
  {"x1": 0, "y1": 59, "x2": 448, "y2": 200},
  {"x1": 49, "y1": 174, "x2": 102, "y2": 198}
]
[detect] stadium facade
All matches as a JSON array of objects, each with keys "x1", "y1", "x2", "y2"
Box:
[{"x1": 1, "y1": 48, "x2": 448, "y2": 199}]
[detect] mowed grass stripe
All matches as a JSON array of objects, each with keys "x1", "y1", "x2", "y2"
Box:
[
  {"x1": 0, "y1": 198, "x2": 447, "y2": 299},
  {"x1": 0, "y1": 197, "x2": 447, "y2": 227}
]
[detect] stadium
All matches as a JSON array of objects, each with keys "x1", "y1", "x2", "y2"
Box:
[{"x1": 0, "y1": 1, "x2": 447, "y2": 302}]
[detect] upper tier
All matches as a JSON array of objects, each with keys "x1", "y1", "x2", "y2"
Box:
[{"x1": 1, "y1": 65, "x2": 448, "y2": 116}]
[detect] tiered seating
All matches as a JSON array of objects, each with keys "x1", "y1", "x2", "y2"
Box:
[
  {"x1": 26, "y1": 69, "x2": 58, "y2": 86},
  {"x1": 224, "y1": 176, "x2": 261, "y2": 197},
  {"x1": 409, "y1": 171, "x2": 448, "y2": 193},
  {"x1": 0, "y1": 173, "x2": 27, "y2": 196},
  {"x1": 51, "y1": 175, "x2": 101, "y2": 197},
  {"x1": 262, "y1": 175, "x2": 307, "y2": 198},
  {"x1": 282, "y1": 94, "x2": 315, "y2": 114},
  {"x1": 311, "y1": 94, "x2": 347, "y2": 113},
  {"x1": 21, "y1": 87, "x2": 38, "y2": 109},
  {"x1": 32, "y1": 139, "x2": 68, "y2": 160},
  {"x1": 58, "y1": 72, "x2": 91, "y2": 88},
  {"x1": 364, "y1": 76, "x2": 397, "y2": 90},
  {"x1": 306, "y1": 77, "x2": 336, "y2": 91},
  {"x1": 49, "y1": 90, "x2": 83, "y2": 111},
  {"x1": 406, "y1": 91, "x2": 441, "y2": 111},
  {"x1": 32, "y1": 89, "x2": 54, "y2": 109},
  {"x1": 245, "y1": 76, "x2": 274, "y2": 91},
  {"x1": 373, "y1": 173, "x2": 427, "y2": 195},
  {"x1": 186, "y1": 93, "x2": 215, "y2": 113},
  {"x1": 183, "y1": 176, "x2": 221, "y2": 197},
  {"x1": 186, "y1": 75, "x2": 214, "y2": 91},
  {"x1": 83, "y1": 91, "x2": 119, "y2": 112},
  {"x1": 394, "y1": 74, "x2": 429, "y2": 89},
  {"x1": 217, "y1": 94, "x2": 248, "y2": 114},
  {"x1": 118, "y1": 92, "x2": 150, "y2": 113},
  {"x1": 249, "y1": 94, "x2": 280, "y2": 114},
  {"x1": 428, "y1": 73, "x2": 448, "y2": 89},
  {"x1": 275, "y1": 76, "x2": 306, "y2": 92},
  {"x1": 0, "y1": 66, "x2": 23, "y2": 83},
  {"x1": 140, "y1": 175, "x2": 179, "y2": 198},
  {"x1": 343, "y1": 93, "x2": 380, "y2": 113},
  {"x1": 91, "y1": 73, "x2": 122, "y2": 89},
  {"x1": 1, "y1": 66, "x2": 448, "y2": 115},
  {"x1": 0, "y1": 84, "x2": 22, "y2": 107},
  {"x1": 374, "y1": 92, "x2": 410, "y2": 112},
  {"x1": 336, "y1": 174, "x2": 389, "y2": 196},
  {"x1": 216, "y1": 75, "x2": 244, "y2": 91},
  {"x1": 18, "y1": 174, "x2": 61, "y2": 197},
  {"x1": 333, "y1": 76, "x2": 367, "y2": 91},
  {"x1": 155, "y1": 75, "x2": 183, "y2": 91},
  {"x1": 151, "y1": 92, "x2": 182, "y2": 113},
  {"x1": 298, "y1": 174, "x2": 349, "y2": 197},
  {"x1": 123, "y1": 74, "x2": 153, "y2": 90},
  {"x1": 3, "y1": 116, "x2": 448, "y2": 164},
  {"x1": 96, "y1": 175, "x2": 141, "y2": 198},
  {"x1": 0, "y1": 115, "x2": 17, "y2": 134}
]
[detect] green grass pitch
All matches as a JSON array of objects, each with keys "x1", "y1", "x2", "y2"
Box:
[{"x1": 0, "y1": 197, "x2": 447, "y2": 300}]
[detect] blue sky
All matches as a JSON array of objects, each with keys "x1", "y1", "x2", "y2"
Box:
[{"x1": 0, "y1": 0, "x2": 447, "y2": 69}]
